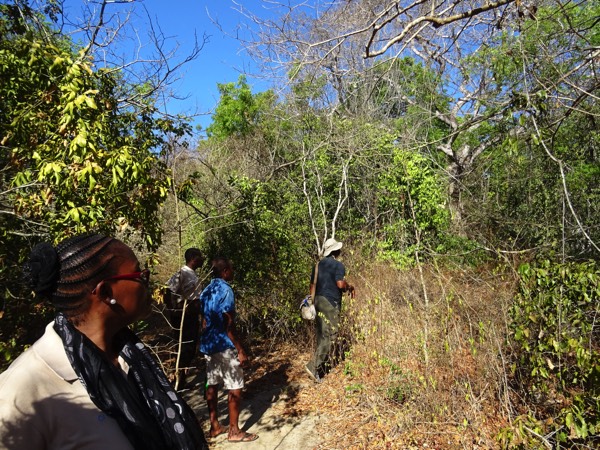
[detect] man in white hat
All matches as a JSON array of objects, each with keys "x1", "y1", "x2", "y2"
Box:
[{"x1": 305, "y1": 237, "x2": 355, "y2": 382}]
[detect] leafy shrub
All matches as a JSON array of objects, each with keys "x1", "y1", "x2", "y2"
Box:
[
  {"x1": 503, "y1": 260, "x2": 600, "y2": 448},
  {"x1": 379, "y1": 356, "x2": 414, "y2": 404},
  {"x1": 377, "y1": 148, "x2": 450, "y2": 267},
  {"x1": 201, "y1": 175, "x2": 312, "y2": 338}
]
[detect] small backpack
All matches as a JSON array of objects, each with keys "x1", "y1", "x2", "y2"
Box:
[{"x1": 163, "y1": 270, "x2": 182, "y2": 310}]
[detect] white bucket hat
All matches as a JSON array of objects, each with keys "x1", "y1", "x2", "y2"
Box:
[{"x1": 322, "y1": 238, "x2": 343, "y2": 257}]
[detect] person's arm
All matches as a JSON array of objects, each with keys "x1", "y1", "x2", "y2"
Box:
[
  {"x1": 223, "y1": 311, "x2": 248, "y2": 367},
  {"x1": 336, "y1": 279, "x2": 355, "y2": 298},
  {"x1": 198, "y1": 294, "x2": 206, "y2": 333},
  {"x1": 335, "y1": 262, "x2": 355, "y2": 299}
]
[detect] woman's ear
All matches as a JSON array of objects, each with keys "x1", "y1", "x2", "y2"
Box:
[{"x1": 92, "y1": 280, "x2": 111, "y2": 298}]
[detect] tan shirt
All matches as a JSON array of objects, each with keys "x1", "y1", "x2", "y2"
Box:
[{"x1": 0, "y1": 323, "x2": 133, "y2": 450}]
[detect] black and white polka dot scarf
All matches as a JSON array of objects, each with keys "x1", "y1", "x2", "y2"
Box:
[{"x1": 54, "y1": 313, "x2": 207, "y2": 450}]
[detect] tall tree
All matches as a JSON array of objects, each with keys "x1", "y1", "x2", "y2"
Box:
[
  {"x1": 237, "y1": 0, "x2": 598, "y2": 255},
  {"x1": 463, "y1": 0, "x2": 600, "y2": 258},
  {"x1": 0, "y1": 0, "x2": 200, "y2": 364}
]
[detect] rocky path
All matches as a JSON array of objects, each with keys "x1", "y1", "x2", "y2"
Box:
[{"x1": 181, "y1": 344, "x2": 321, "y2": 449}]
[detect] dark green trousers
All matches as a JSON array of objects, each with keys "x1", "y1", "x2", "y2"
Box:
[{"x1": 307, "y1": 295, "x2": 340, "y2": 375}]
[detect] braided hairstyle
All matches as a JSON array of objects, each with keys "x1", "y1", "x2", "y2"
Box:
[{"x1": 23, "y1": 234, "x2": 118, "y2": 318}]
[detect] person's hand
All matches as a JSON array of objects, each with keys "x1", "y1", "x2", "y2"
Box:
[{"x1": 238, "y1": 348, "x2": 249, "y2": 368}]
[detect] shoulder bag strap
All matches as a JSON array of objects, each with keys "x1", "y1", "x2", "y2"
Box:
[{"x1": 309, "y1": 261, "x2": 319, "y2": 300}]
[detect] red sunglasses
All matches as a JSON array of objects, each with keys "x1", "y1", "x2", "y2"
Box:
[{"x1": 102, "y1": 269, "x2": 151, "y2": 285}]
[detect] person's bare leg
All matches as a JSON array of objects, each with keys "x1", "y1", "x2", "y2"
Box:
[
  {"x1": 227, "y1": 388, "x2": 242, "y2": 435},
  {"x1": 206, "y1": 385, "x2": 225, "y2": 437},
  {"x1": 227, "y1": 389, "x2": 257, "y2": 442}
]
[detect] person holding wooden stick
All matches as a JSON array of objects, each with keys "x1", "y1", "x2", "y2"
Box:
[{"x1": 165, "y1": 248, "x2": 205, "y2": 389}]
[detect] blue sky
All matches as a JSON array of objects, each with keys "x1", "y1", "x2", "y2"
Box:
[
  {"x1": 139, "y1": 0, "x2": 266, "y2": 131},
  {"x1": 63, "y1": 0, "x2": 271, "y2": 132}
]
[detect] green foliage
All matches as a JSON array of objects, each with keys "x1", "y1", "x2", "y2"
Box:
[
  {"x1": 0, "y1": 338, "x2": 16, "y2": 363},
  {"x1": 432, "y1": 235, "x2": 488, "y2": 267},
  {"x1": 343, "y1": 349, "x2": 365, "y2": 378},
  {"x1": 462, "y1": 1, "x2": 600, "y2": 258},
  {"x1": 378, "y1": 356, "x2": 414, "y2": 404},
  {"x1": 199, "y1": 174, "x2": 312, "y2": 336},
  {"x1": 206, "y1": 75, "x2": 276, "y2": 139},
  {"x1": 204, "y1": 175, "x2": 307, "y2": 284},
  {"x1": 344, "y1": 383, "x2": 364, "y2": 394},
  {"x1": 290, "y1": 72, "x2": 327, "y2": 110},
  {"x1": 1, "y1": 11, "x2": 173, "y2": 245},
  {"x1": 469, "y1": 137, "x2": 560, "y2": 251},
  {"x1": 342, "y1": 56, "x2": 450, "y2": 123},
  {"x1": 377, "y1": 147, "x2": 450, "y2": 266},
  {"x1": 0, "y1": 4, "x2": 185, "y2": 367},
  {"x1": 505, "y1": 260, "x2": 600, "y2": 447},
  {"x1": 467, "y1": 116, "x2": 600, "y2": 258}
]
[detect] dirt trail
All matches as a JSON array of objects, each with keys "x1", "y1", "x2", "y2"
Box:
[{"x1": 181, "y1": 345, "x2": 322, "y2": 449}]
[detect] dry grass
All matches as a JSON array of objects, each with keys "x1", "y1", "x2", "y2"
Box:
[
  {"x1": 290, "y1": 261, "x2": 518, "y2": 449},
  {"x1": 140, "y1": 258, "x2": 520, "y2": 449}
]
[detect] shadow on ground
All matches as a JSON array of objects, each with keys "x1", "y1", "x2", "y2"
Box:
[{"x1": 180, "y1": 347, "x2": 321, "y2": 449}]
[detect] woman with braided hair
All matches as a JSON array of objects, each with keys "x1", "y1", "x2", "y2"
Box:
[{"x1": 0, "y1": 233, "x2": 208, "y2": 450}]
